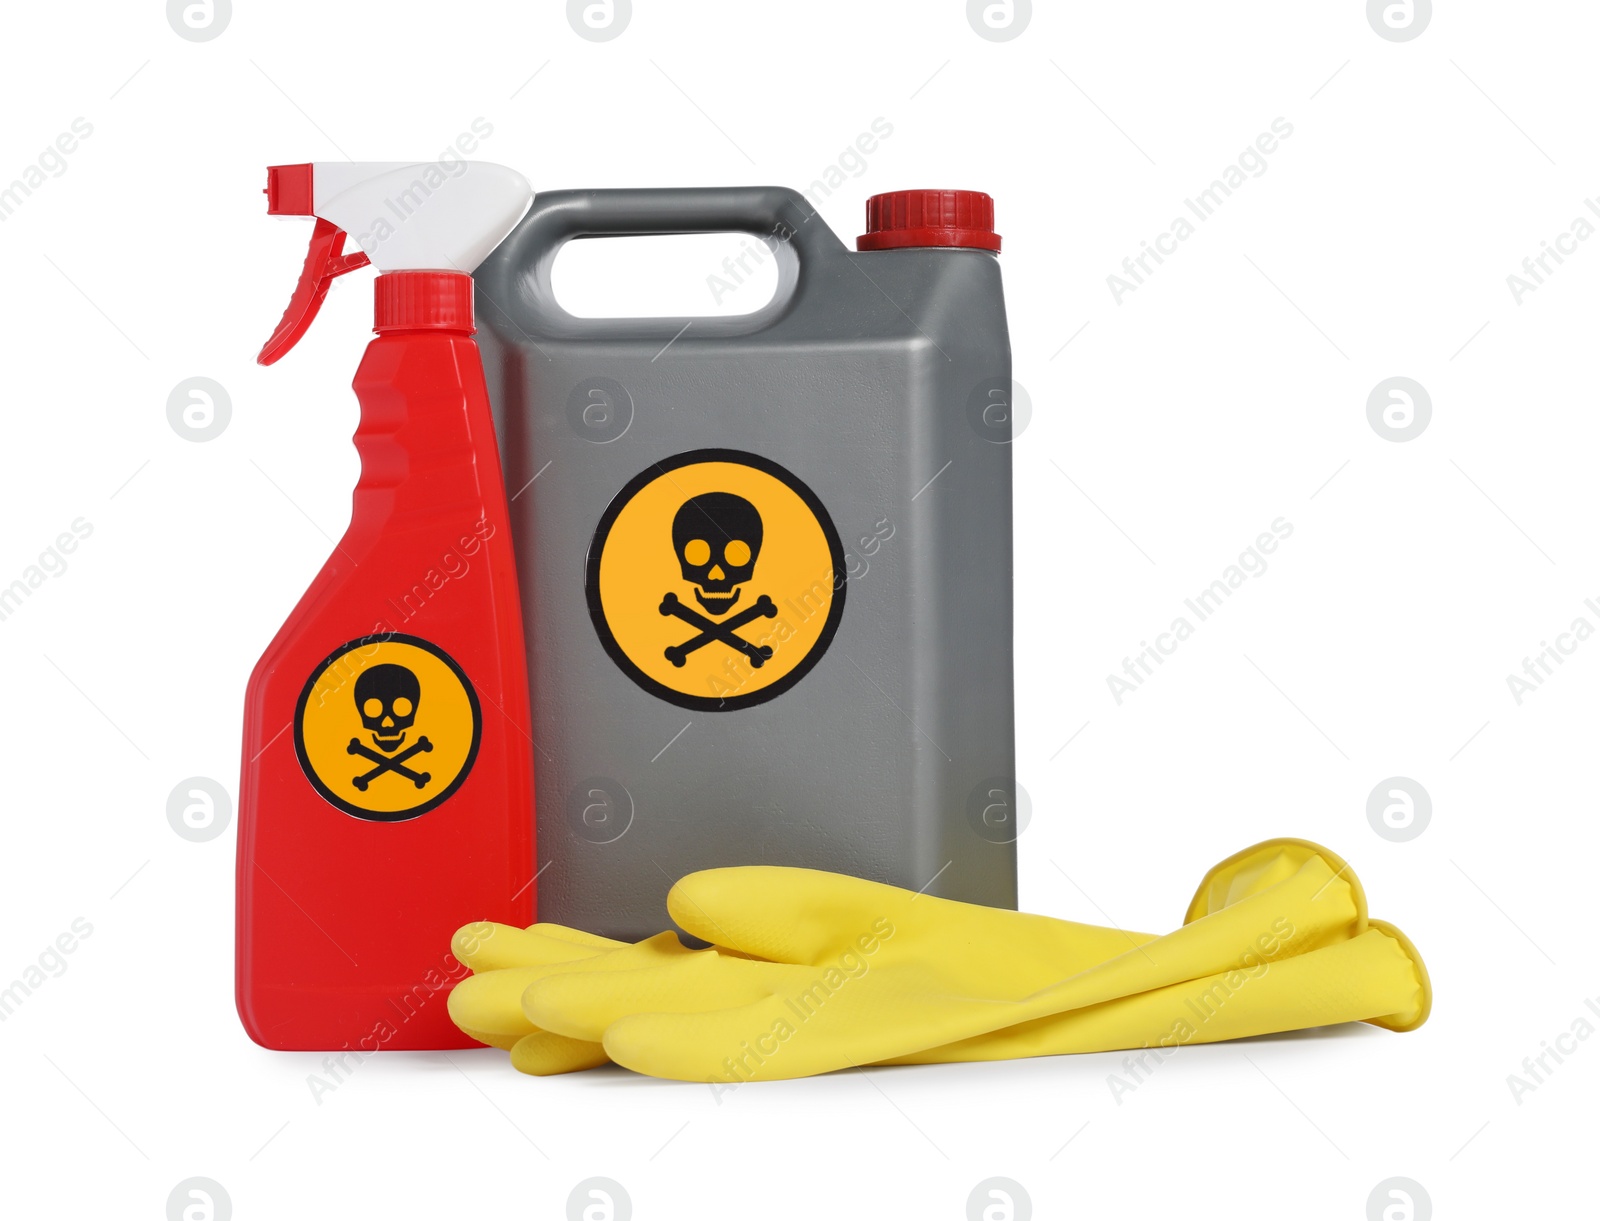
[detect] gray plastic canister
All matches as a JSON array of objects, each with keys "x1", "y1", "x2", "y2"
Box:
[{"x1": 474, "y1": 186, "x2": 1016, "y2": 939}]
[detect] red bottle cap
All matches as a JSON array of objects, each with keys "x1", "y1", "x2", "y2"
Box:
[
  {"x1": 857, "y1": 190, "x2": 1001, "y2": 252},
  {"x1": 374, "y1": 271, "x2": 475, "y2": 334}
]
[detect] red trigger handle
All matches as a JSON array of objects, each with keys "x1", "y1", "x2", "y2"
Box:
[{"x1": 257, "y1": 217, "x2": 371, "y2": 365}]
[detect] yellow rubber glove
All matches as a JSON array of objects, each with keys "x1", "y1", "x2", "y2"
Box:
[
  {"x1": 446, "y1": 840, "x2": 1429, "y2": 1081},
  {"x1": 522, "y1": 840, "x2": 1413, "y2": 1081}
]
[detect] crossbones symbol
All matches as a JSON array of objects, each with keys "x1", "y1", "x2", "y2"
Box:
[
  {"x1": 347, "y1": 736, "x2": 434, "y2": 791},
  {"x1": 660, "y1": 591, "x2": 777, "y2": 667}
]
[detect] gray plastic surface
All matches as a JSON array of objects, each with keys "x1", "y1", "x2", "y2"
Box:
[{"x1": 475, "y1": 186, "x2": 1016, "y2": 939}]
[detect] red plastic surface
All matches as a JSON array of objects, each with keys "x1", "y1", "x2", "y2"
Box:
[
  {"x1": 236, "y1": 301, "x2": 534, "y2": 1051},
  {"x1": 857, "y1": 189, "x2": 1001, "y2": 252},
  {"x1": 258, "y1": 218, "x2": 371, "y2": 365}
]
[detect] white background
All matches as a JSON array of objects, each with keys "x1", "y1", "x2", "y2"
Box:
[{"x1": 0, "y1": 1, "x2": 1592, "y2": 1218}]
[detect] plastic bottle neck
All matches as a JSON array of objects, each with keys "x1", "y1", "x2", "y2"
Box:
[{"x1": 374, "y1": 270, "x2": 475, "y2": 335}]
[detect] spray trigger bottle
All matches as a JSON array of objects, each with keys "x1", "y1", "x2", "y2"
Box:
[{"x1": 238, "y1": 162, "x2": 535, "y2": 1051}]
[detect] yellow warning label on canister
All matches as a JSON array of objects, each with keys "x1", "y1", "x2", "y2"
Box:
[
  {"x1": 586, "y1": 449, "x2": 846, "y2": 710},
  {"x1": 295, "y1": 635, "x2": 481, "y2": 821}
]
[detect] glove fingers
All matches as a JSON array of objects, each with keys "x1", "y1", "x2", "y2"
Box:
[
  {"x1": 518, "y1": 930, "x2": 696, "y2": 984},
  {"x1": 448, "y1": 932, "x2": 692, "y2": 1042},
  {"x1": 447, "y1": 965, "x2": 549, "y2": 1042},
  {"x1": 452, "y1": 922, "x2": 614, "y2": 973},
  {"x1": 510, "y1": 1031, "x2": 611, "y2": 1076},
  {"x1": 457, "y1": 1025, "x2": 527, "y2": 1052},
  {"x1": 523, "y1": 950, "x2": 779, "y2": 1043},
  {"x1": 667, "y1": 867, "x2": 914, "y2": 962},
  {"x1": 528, "y1": 923, "x2": 630, "y2": 952}
]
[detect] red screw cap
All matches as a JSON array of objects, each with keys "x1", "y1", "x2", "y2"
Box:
[
  {"x1": 857, "y1": 189, "x2": 1001, "y2": 252},
  {"x1": 374, "y1": 271, "x2": 475, "y2": 334}
]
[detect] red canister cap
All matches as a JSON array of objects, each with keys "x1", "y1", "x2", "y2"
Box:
[{"x1": 857, "y1": 190, "x2": 1001, "y2": 252}]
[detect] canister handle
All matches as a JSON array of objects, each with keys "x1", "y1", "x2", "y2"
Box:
[{"x1": 475, "y1": 186, "x2": 848, "y2": 337}]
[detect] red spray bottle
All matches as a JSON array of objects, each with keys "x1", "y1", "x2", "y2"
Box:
[{"x1": 237, "y1": 161, "x2": 535, "y2": 1050}]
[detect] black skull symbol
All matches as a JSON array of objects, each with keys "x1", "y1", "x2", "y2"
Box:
[
  {"x1": 671, "y1": 492, "x2": 763, "y2": 616},
  {"x1": 355, "y1": 664, "x2": 420, "y2": 752}
]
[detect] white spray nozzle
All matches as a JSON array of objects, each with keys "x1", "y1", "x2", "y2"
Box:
[
  {"x1": 260, "y1": 160, "x2": 532, "y2": 363},
  {"x1": 292, "y1": 161, "x2": 532, "y2": 273}
]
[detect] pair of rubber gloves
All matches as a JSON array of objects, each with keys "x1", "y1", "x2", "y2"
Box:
[{"x1": 447, "y1": 839, "x2": 1431, "y2": 1082}]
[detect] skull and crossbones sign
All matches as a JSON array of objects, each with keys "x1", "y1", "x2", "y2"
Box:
[
  {"x1": 661, "y1": 492, "x2": 777, "y2": 667},
  {"x1": 346, "y1": 663, "x2": 433, "y2": 791}
]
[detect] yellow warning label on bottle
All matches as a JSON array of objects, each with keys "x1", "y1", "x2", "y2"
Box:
[
  {"x1": 294, "y1": 635, "x2": 482, "y2": 821},
  {"x1": 586, "y1": 449, "x2": 846, "y2": 711}
]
